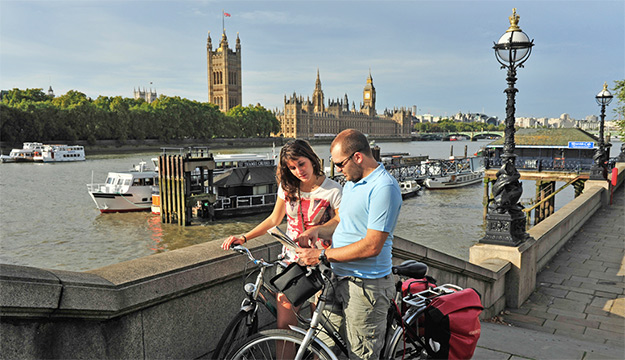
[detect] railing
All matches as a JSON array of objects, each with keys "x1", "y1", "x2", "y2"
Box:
[
  {"x1": 212, "y1": 193, "x2": 277, "y2": 211},
  {"x1": 521, "y1": 176, "x2": 581, "y2": 228},
  {"x1": 486, "y1": 157, "x2": 594, "y2": 172}
]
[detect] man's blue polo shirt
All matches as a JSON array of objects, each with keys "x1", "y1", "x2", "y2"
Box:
[{"x1": 332, "y1": 163, "x2": 402, "y2": 279}]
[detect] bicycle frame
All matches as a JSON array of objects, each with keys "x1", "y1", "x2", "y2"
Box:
[{"x1": 287, "y1": 289, "x2": 347, "y2": 360}]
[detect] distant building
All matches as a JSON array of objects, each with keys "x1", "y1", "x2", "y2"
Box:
[
  {"x1": 134, "y1": 87, "x2": 157, "y2": 103},
  {"x1": 516, "y1": 113, "x2": 602, "y2": 130},
  {"x1": 207, "y1": 30, "x2": 242, "y2": 112},
  {"x1": 47, "y1": 86, "x2": 55, "y2": 97},
  {"x1": 276, "y1": 70, "x2": 411, "y2": 139}
]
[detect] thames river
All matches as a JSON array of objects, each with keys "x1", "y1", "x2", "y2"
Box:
[{"x1": 0, "y1": 139, "x2": 585, "y2": 272}]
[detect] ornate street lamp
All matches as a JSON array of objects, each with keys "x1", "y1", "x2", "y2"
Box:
[
  {"x1": 589, "y1": 82, "x2": 613, "y2": 180},
  {"x1": 481, "y1": 9, "x2": 534, "y2": 246}
]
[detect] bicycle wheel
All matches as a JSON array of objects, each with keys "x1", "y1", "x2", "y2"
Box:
[
  {"x1": 381, "y1": 321, "x2": 427, "y2": 360},
  {"x1": 214, "y1": 309, "x2": 258, "y2": 359},
  {"x1": 228, "y1": 329, "x2": 334, "y2": 360}
]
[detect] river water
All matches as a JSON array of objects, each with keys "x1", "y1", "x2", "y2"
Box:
[{"x1": 0, "y1": 139, "x2": 593, "y2": 272}]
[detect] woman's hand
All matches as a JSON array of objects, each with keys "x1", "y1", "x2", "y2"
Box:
[{"x1": 221, "y1": 235, "x2": 246, "y2": 250}]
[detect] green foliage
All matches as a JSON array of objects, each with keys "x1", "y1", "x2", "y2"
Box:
[
  {"x1": 1, "y1": 88, "x2": 51, "y2": 106},
  {"x1": 612, "y1": 80, "x2": 625, "y2": 137},
  {"x1": 226, "y1": 104, "x2": 280, "y2": 137},
  {"x1": 0, "y1": 88, "x2": 279, "y2": 145},
  {"x1": 413, "y1": 119, "x2": 502, "y2": 133}
]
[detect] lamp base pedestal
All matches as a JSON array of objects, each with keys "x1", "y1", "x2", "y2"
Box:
[
  {"x1": 481, "y1": 210, "x2": 529, "y2": 246},
  {"x1": 589, "y1": 164, "x2": 606, "y2": 180}
]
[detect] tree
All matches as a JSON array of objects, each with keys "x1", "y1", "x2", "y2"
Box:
[
  {"x1": 1, "y1": 88, "x2": 51, "y2": 106},
  {"x1": 613, "y1": 80, "x2": 625, "y2": 138},
  {"x1": 51, "y1": 90, "x2": 90, "y2": 109}
]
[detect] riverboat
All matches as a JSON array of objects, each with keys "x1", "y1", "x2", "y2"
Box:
[
  {"x1": 87, "y1": 161, "x2": 158, "y2": 213},
  {"x1": 423, "y1": 156, "x2": 485, "y2": 189},
  {"x1": 37, "y1": 144, "x2": 86, "y2": 162},
  {"x1": 151, "y1": 152, "x2": 278, "y2": 218},
  {"x1": 2, "y1": 142, "x2": 85, "y2": 163},
  {"x1": 399, "y1": 179, "x2": 421, "y2": 198}
]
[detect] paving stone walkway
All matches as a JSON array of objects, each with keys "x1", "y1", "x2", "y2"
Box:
[{"x1": 500, "y1": 184, "x2": 624, "y2": 351}]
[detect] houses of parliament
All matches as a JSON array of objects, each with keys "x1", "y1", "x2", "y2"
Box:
[
  {"x1": 276, "y1": 70, "x2": 412, "y2": 139},
  {"x1": 207, "y1": 30, "x2": 411, "y2": 139}
]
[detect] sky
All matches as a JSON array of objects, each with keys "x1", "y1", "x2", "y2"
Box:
[{"x1": 1, "y1": 0, "x2": 623, "y2": 122}]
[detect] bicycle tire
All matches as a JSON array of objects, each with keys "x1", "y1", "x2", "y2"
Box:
[
  {"x1": 381, "y1": 319, "x2": 427, "y2": 360},
  {"x1": 227, "y1": 329, "x2": 334, "y2": 360},
  {"x1": 214, "y1": 309, "x2": 258, "y2": 359}
]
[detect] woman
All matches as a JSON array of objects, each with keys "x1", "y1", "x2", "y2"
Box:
[{"x1": 221, "y1": 139, "x2": 342, "y2": 331}]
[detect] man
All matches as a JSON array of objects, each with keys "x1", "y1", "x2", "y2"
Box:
[{"x1": 295, "y1": 129, "x2": 402, "y2": 359}]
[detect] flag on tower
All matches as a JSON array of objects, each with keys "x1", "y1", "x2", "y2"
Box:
[{"x1": 224, "y1": 12, "x2": 231, "y2": 17}]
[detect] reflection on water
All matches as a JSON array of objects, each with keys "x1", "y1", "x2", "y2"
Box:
[{"x1": 395, "y1": 182, "x2": 485, "y2": 259}]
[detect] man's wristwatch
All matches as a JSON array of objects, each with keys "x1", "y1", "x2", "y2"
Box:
[{"x1": 318, "y1": 249, "x2": 327, "y2": 263}]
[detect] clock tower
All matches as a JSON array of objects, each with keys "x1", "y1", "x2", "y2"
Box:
[{"x1": 362, "y1": 70, "x2": 376, "y2": 116}]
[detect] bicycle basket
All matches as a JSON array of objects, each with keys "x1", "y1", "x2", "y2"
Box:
[{"x1": 270, "y1": 262, "x2": 322, "y2": 307}]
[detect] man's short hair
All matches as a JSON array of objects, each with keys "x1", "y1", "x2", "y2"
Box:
[{"x1": 333, "y1": 129, "x2": 372, "y2": 157}]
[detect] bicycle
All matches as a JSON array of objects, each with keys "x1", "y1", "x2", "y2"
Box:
[
  {"x1": 226, "y1": 258, "x2": 452, "y2": 360},
  {"x1": 214, "y1": 245, "x2": 313, "y2": 359}
]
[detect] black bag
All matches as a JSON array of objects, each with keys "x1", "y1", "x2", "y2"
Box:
[{"x1": 270, "y1": 262, "x2": 323, "y2": 307}]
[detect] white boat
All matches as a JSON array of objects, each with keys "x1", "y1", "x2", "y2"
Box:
[
  {"x1": 424, "y1": 171, "x2": 484, "y2": 189},
  {"x1": 87, "y1": 161, "x2": 158, "y2": 213},
  {"x1": 423, "y1": 156, "x2": 485, "y2": 189},
  {"x1": 399, "y1": 179, "x2": 421, "y2": 198},
  {"x1": 2, "y1": 142, "x2": 85, "y2": 163},
  {"x1": 38, "y1": 144, "x2": 86, "y2": 162}
]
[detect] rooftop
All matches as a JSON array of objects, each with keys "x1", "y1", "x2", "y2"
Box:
[{"x1": 487, "y1": 128, "x2": 599, "y2": 148}]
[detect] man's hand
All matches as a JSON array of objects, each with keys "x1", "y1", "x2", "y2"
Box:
[
  {"x1": 294, "y1": 227, "x2": 320, "y2": 248},
  {"x1": 295, "y1": 248, "x2": 322, "y2": 266}
]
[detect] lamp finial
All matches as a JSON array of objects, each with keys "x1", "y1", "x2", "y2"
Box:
[
  {"x1": 603, "y1": 82, "x2": 608, "y2": 92},
  {"x1": 506, "y1": 8, "x2": 522, "y2": 32}
]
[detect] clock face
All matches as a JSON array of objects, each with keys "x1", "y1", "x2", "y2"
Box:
[{"x1": 364, "y1": 92, "x2": 370, "y2": 100}]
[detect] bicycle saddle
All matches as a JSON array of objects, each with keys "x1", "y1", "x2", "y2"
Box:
[{"x1": 392, "y1": 259, "x2": 428, "y2": 279}]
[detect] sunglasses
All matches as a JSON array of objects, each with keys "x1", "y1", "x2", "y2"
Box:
[{"x1": 334, "y1": 150, "x2": 358, "y2": 169}]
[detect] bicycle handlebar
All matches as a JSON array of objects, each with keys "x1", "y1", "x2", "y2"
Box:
[{"x1": 231, "y1": 245, "x2": 276, "y2": 268}]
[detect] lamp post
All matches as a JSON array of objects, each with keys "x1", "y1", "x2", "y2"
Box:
[
  {"x1": 481, "y1": 9, "x2": 533, "y2": 246},
  {"x1": 589, "y1": 82, "x2": 613, "y2": 179}
]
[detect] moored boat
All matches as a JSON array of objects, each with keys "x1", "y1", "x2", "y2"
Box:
[
  {"x1": 38, "y1": 144, "x2": 86, "y2": 162},
  {"x1": 151, "y1": 152, "x2": 278, "y2": 218},
  {"x1": 399, "y1": 179, "x2": 421, "y2": 198},
  {"x1": 424, "y1": 171, "x2": 483, "y2": 189},
  {"x1": 423, "y1": 156, "x2": 485, "y2": 189},
  {"x1": 2, "y1": 142, "x2": 85, "y2": 163},
  {"x1": 87, "y1": 161, "x2": 158, "y2": 213}
]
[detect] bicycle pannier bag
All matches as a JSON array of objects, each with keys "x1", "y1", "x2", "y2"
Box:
[
  {"x1": 423, "y1": 288, "x2": 483, "y2": 359},
  {"x1": 270, "y1": 262, "x2": 322, "y2": 307}
]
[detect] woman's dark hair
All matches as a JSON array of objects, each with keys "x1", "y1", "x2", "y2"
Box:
[{"x1": 277, "y1": 139, "x2": 324, "y2": 202}]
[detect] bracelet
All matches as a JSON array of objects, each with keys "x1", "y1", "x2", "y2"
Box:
[{"x1": 241, "y1": 234, "x2": 247, "y2": 243}]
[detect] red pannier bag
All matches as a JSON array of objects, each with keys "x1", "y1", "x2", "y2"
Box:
[{"x1": 424, "y1": 288, "x2": 483, "y2": 359}]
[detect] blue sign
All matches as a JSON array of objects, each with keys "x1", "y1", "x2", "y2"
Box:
[{"x1": 568, "y1": 141, "x2": 594, "y2": 149}]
